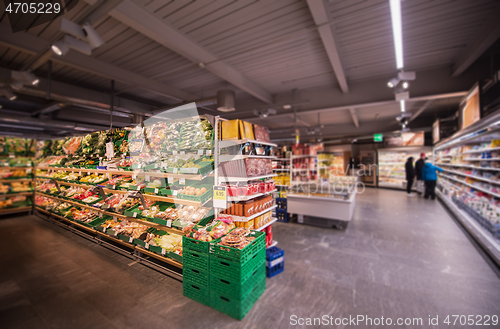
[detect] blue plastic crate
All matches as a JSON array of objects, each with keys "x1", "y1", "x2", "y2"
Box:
[
  {"x1": 276, "y1": 197, "x2": 287, "y2": 210},
  {"x1": 276, "y1": 209, "x2": 289, "y2": 222},
  {"x1": 266, "y1": 246, "x2": 284, "y2": 278}
]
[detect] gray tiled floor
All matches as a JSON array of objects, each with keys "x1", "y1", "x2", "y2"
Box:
[{"x1": 1, "y1": 188, "x2": 499, "y2": 329}]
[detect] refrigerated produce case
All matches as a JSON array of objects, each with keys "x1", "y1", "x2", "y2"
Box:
[{"x1": 434, "y1": 111, "x2": 500, "y2": 266}]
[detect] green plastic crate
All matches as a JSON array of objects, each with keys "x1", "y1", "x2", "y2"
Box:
[
  {"x1": 183, "y1": 235, "x2": 211, "y2": 254},
  {"x1": 183, "y1": 266, "x2": 209, "y2": 287},
  {"x1": 209, "y1": 230, "x2": 265, "y2": 264},
  {"x1": 210, "y1": 249, "x2": 265, "y2": 283},
  {"x1": 183, "y1": 281, "x2": 210, "y2": 306},
  {"x1": 209, "y1": 279, "x2": 266, "y2": 320},
  {"x1": 183, "y1": 249, "x2": 210, "y2": 270},
  {"x1": 210, "y1": 265, "x2": 265, "y2": 300}
]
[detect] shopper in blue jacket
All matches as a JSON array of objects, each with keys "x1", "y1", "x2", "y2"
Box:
[{"x1": 421, "y1": 162, "x2": 443, "y2": 200}]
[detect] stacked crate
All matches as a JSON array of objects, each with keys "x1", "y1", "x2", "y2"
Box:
[
  {"x1": 266, "y1": 246, "x2": 284, "y2": 278},
  {"x1": 182, "y1": 236, "x2": 211, "y2": 306},
  {"x1": 276, "y1": 197, "x2": 289, "y2": 222},
  {"x1": 209, "y1": 230, "x2": 266, "y2": 320}
]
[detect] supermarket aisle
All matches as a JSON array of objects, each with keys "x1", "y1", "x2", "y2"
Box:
[{"x1": 0, "y1": 188, "x2": 499, "y2": 329}]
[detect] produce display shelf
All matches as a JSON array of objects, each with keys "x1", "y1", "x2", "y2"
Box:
[
  {"x1": 39, "y1": 180, "x2": 204, "y2": 207},
  {"x1": 0, "y1": 166, "x2": 32, "y2": 170},
  {"x1": 0, "y1": 192, "x2": 34, "y2": 197},
  {"x1": 231, "y1": 205, "x2": 277, "y2": 222},
  {"x1": 267, "y1": 240, "x2": 278, "y2": 249},
  {"x1": 43, "y1": 167, "x2": 212, "y2": 180},
  {"x1": 34, "y1": 193, "x2": 186, "y2": 235},
  {"x1": 219, "y1": 155, "x2": 277, "y2": 162},
  {"x1": 438, "y1": 174, "x2": 500, "y2": 199},
  {"x1": 463, "y1": 158, "x2": 500, "y2": 161},
  {"x1": 0, "y1": 206, "x2": 32, "y2": 215},
  {"x1": 439, "y1": 163, "x2": 500, "y2": 171},
  {"x1": 0, "y1": 178, "x2": 33, "y2": 183},
  {"x1": 219, "y1": 174, "x2": 276, "y2": 183},
  {"x1": 463, "y1": 147, "x2": 500, "y2": 154},
  {"x1": 219, "y1": 139, "x2": 277, "y2": 148},
  {"x1": 227, "y1": 189, "x2": 277, "y2": 202},
  {"x1": 440, "y1": 169, "x2": 500, "y2": 186},
  {"x1": 34, "y1": 206, "x2": 183, "y2": 270},
  {"x1": 255, "y1": 218, "x2": 277, "y2": 231}
]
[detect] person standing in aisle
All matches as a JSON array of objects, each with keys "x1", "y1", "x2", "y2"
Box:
[
  {"x1": 422, "y1": 162, "x2": 443, "y2": 200},
  {"x1": 405, "y1": 156, "x2": 415, "y2": 196},
  {"x1": 415, "y1": 153, "x2": 426, "y2": 195}
]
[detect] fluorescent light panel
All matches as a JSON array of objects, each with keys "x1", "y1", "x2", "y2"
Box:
[
  {"x1": 400, "y1": 100, "x2": 405, "y2": 112},
  {"x1": 390, "y1": 0, "x2": 403, "y2": 69}
]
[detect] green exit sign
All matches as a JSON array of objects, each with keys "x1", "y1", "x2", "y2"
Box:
[{"x1": 374, "y1": 133, "x2": 383, "y2": 142}]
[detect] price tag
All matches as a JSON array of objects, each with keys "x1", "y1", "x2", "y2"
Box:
[
  {"x1": 213, "y1": 185, "x2": 227, "y2": 208},
  {"x1": 106, "y1": 142, "x2": 114, "y2": 159},
  {"x1": 112, "y1": 185, "x2": 116, "y2": 189},
  {"x1": 168, "y1": 177, "x2": 174, "y2": 184},
  {"x1": 145, "y1": 243, "x2": 149, "y2": 249},
  {"x1": 173, "y1": 168, "x2": 178, "y2": 174},
  {"x1": 173, "y1": 190, "x2": 178, "y2": 196},
  {"x1": 173, "y1": 151, "x2": 178, "y2": 155},
  {"x1": 180, "y1": 151, "x2": 185, "y2": 155},
  {"x1": 132, "y1": 212, "x2": 137, "y2": 218},
  {"x1": 161, "y1": 162, "x2": 166, "y2": 169},
  {"x1": 132, "y1": 173, "x2": 137, "y2": 180},
  {"x1": 114, "y1": 230, "x2": 118, "y2": 236},
  {"x1": 145, "y1": 175, "x2": 150, "y2": 181},
  {"x1": 113, "y1": 216, "x2": 117, "y2": 221},
  {"x1": 198, "y1": 150, "x2": 203, "y2": 155},
  {"x1": 138, "y1": 164, "x2": 142, "y2": 169},
  {"x1": 129, "y1": 237, "x2": 134, "y2": 243},
  {"x1": 206, "y1": 150, "x2": 212, "y2": 156},
  {"x1": 135, "y1": 186, "x2": 141, "y2": 191},
  {"x1": 154, "y1": 163, "x2": 158, "y2": 169},
  {"x1": 102, "y1": 227, "x2": 106, "y2": 232},
  {"x1": 79, "y1": 171, "x2": 82, "y2": 175},
  {"x1": 161, "y1": 248, "x2": 166, "y2": 255},
  {"x1": 99, "y1": 212, "x2": 103, "y2": 218},
  {"x1": 154, "y1": 188, "x2": 159, "y2": 194},
  {"x1": 106, "y1": 173, "x2": 110, "y2": 178},
  {"x1": 179, "y1": 178, "x2": 185, "y2": 185},
  {"x1": 166, "y1": 219, "x2": 172, "y2": 228}
]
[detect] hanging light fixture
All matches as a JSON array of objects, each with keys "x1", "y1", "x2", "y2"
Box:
[{"x1": 390, "y1": 0, "x2": 403, "y2": 69}]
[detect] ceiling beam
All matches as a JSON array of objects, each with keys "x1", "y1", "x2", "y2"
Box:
[
  {"x1": 451, "y1": 5, "x2": 500, "y2": 77},
  {"x1": 306, "y1": 0, "x2": 349, "y2": 93},
  {"x1": 82, "y1": 0, "x2": 273, "y2": 104},
  {"x1": 348, "y1": 108, "x2": 359, "y2": 128},
  {"x1": 409, "y1": 100, "x2": 433, "y2": 123},
  {"x1": 0, "y1": 25, "x2": 197, "y2": 102}
]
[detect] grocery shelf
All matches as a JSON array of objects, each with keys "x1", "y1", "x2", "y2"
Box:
[
  {"x1": 0, "y1": 192, "x2": 34, "y2": 197},
  {"x1": 274, "y1": 158, "x2": 290, "y2": 161},
  {"x1": 0, "y1": 178, "x2": 33, "y2": 183},
  {"x1": 218, "y1": 174, "x2": 276, "y2": 183},
  {"x1": 463, "y1": 147, "x2": 500, "y2": 154},
  {"x1": 267, "y1": 240, "x2": 278, "y2": 249},
  {"x1": 275, "y1": 184, "x2": 289, "y2": 188},
  {"x1": 232, "y1": 205, "x2": 277, "y2": 222},
  {"x1": 255, "y1": 218, "x2": 278, "y2": 231},
  {"x1": 34, "y1": 193, "x2": 186, "y2": 235},
  {"x1": 438, "y1": 174, "x2": 500, "y2": 198},
  {"x1": 38, "y1": 180, "x2": 203, "y2": 207},
  {"x1": 0, "y1": 166, "x2": 32, "y2": 170},
  {"x1": 44, "y1": 167, "x2": 212, "y2": 180},
  {"x1": 291, "y1": 154, "x2": 316, "y2": 159},
  {"x1": 437, "y1": 163, "x2": 500, "y2": 171},
  {"x1": 436, "y1": 190, "x2": 500, "y2": 267},
  {"x1": 35, "y1": 207, "x2": 183, "y2": 271},
  {"x1": 463, "y1": 158, "x2": 500, "y2": 161},
  {"x1": 219, "y1": 155, "x2": 276, "y2": 162},
  {"x1": 0, "y1": 206, "x2": 32, "y2": 215},
  {"x1": 441, "y1": 169, "x2": 500, "y2": 186},
  {"x1": 219, "y1": 139, "x2": 277, "y2": 148},
  {"x1": 273, "y1": 168, "x2": 289, "y2": 171},
  {"x1": 227, "y1": 189, "x2": 277, "y2": 202}
]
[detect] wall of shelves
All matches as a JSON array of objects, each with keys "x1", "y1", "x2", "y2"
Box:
[{"x1": 0, "y1": 158, "x2": 34, "y2": 215}]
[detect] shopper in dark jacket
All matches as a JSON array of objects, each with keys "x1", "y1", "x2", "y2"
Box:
[
  {"x1": 415, "y1": 153, "x2": 426, "y2": 195},
  {"x1": 422, "y1": 162, "x2": 443, "y2": 200},
  {"x1": 405, "y1": 157, "x2": 415, "y2": 196}
]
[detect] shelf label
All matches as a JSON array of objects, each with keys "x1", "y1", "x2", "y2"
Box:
[
  {"x1": 114, "y1": 230, "x2": 118, "y2": 236},
  {"x1": 161, "y1": 248, "x2": 166, "y2": 255},
  {"x1": 105, "y1": 142, "x2": 114, "y2": 159},
  {"x1": 154, "y1": 188, "x2": 159, "y2": 194},
  {"x1": 167, "y1": 177, "x2": 174, "y2": 184},
  {"x1": 173, "y1": 151, "x2": 178, "y2": 155},
  {"x1": 99, "y1": 212, "x2": 103, "y2": 218},
  {"x1": 128, "y1": 237, "x2": 134, "y2": 243},
  {"x1": 113, "y1": 216, "x2": 117, "y2": 221},
  {"x1": 166, "y1": 219, "x2": 172, "y2": 228},
  {"x1": 133, "y1": 212, "x2": 137, "y2": 218},
  {"x1": 173, "y1": 168, "x2": 178, "y2": 174},
  {"x1": 179, "y1": 177, "x2": 185, "y2": 185},
  {"x1": 198, "y1": 150, "x2": 203, "y2": 155},
  {"x1": 154, "y1": 163, "x2": 158, "y2": 169},
  {"x1": 145, "y1": 175, "x2": 150, "y2": 182},
  {"x1": 206, "y1": 150, "x2": 212, "y2": 156},
  {"x1": 173, "y1": 190, "x2": 178, "y2": 196},
  {"x1": 213, "y1": 185, "x2": 227, "y2": 209},
  {"x1": 180, "y1": 151, "x2": 185, "y2": 155},
  {"x1": 145, "y1": 243, "x2": 149, "y2": 249}
]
